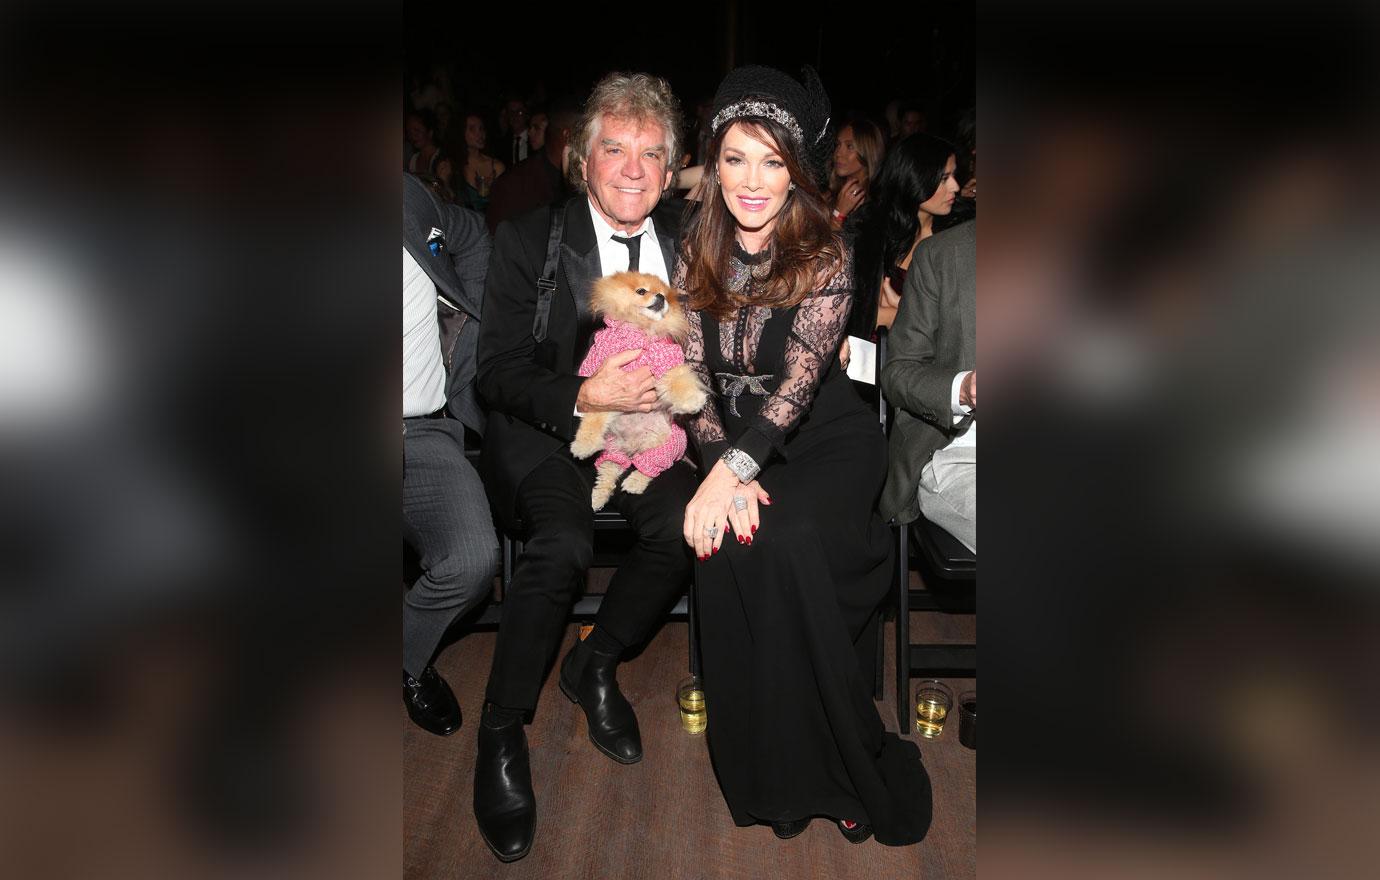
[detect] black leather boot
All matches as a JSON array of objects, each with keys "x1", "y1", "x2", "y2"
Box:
[
  {"x1": 472, "y1": 708, "x2": 536, "y2": 862},
  {"x1": 558, "y1": 637, "x2": 643, "y2": 764},
  {"x1": 403, "y1": 667, "x2": 461, "y2": 736}
]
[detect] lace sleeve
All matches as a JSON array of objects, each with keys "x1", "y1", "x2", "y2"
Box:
[
  {"x1": 744, "y1": 251, "x2": 854, "y2": 456},
  {"x1": 674, "y1": 259, "x2": 729, "y2": 466}
]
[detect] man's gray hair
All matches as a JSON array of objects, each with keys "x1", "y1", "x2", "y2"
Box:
[{"x1": 568, "y1": 72, "x2": 683, "y2": 193}]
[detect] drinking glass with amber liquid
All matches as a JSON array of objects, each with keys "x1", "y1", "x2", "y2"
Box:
[
  {"x1": 914, "y1": 680, "x2": 953, "y2": 738},
  {"x1": 678, "y1": 675, "x2": 706, "y2": 735}
]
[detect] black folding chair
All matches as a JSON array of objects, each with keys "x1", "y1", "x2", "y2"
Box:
[{"x1": 875, "y1": 327, "x2": 977, "y2": 730}]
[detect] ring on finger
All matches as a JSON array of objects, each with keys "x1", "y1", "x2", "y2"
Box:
[
  {"x1": 703, "y1": 524, "x2": 718, "y2": 537},
  {"x1": 733, "y1": 495, "x2": 748, "y2": 512}
]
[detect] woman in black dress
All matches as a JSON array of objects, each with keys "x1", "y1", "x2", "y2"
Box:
[{"x1": 678, "y1": 65, "x2": 932, "y2": 846}]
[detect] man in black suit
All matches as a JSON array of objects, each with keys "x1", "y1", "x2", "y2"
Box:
[
  {"x1": 472, "y1": 72, "x2": 694, "y2": 862},
  {"x1": 402, "y1": 173, "x2": 499, "y2": 735}
]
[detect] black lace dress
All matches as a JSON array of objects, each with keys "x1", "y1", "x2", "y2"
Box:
[{"x1": 679, "y1": 243, "x2": 933, "y2": 845}]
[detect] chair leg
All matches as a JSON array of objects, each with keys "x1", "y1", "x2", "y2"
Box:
[
  {"x1": 688, "y1": 570, "x2": 701, "y2": 677},
  {"x1": 498, "y1": 534, "x2": 512, "y2": 601},
  {"x1": 895, "y1": 524, "x2": 911, "y2": 731}
]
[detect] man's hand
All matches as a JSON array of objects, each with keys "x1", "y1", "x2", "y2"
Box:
[
  {"x1": 960, "y1": 370, "x2": 977, "y2": 410},
  {"x1": 576, "y1": 349, "x2": 659, "y2": 413}
]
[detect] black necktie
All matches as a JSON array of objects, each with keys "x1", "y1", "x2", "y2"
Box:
[{"x1": 611, "y1": 233, "x2": 641, "y2": 272}]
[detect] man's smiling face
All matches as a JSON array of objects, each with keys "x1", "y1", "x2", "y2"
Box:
[{"x1": 582, "y1": 114, "x2": 674, "y2": 233}]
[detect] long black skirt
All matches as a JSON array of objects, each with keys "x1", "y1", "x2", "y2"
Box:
[{"x1": 696, "y1": 409, "x2": 933, "y2": 846}]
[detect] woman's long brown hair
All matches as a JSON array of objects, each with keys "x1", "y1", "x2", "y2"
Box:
[{"x1": 682, "y1": 118, "x2": 844, "y2": 320}]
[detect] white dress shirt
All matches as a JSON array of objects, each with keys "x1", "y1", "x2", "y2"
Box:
[
  {"x1": 586, "y1": 199, "x2": 669, "y2": 284},
  {"x1": 402, "y1": 247, "x2": 446, "y2": 417},
  {"x1": 946, "y1": 370, "x2": 976, "y2": 449}
]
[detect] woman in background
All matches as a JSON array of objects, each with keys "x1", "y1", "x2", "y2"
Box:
[
  {"x1": 456, "y1": 112, "x2": 506, "y2": 213},
  {"x1": 405, "y1": 109, "x2": 452, "y2": 185},
  {"x1": 847, "y1": 133, "x2": 961, "y2": 340},
  {"x1": 827, "y1": 116, "x2": 885, "y2": 230}
]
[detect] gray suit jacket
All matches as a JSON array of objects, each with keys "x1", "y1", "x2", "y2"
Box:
[
  {"x1": 403, "y1": 173, "x2": 491, "y2": 435},
  {"x1": 879, "y1": 220, "x2": 975, "y2": 524}
]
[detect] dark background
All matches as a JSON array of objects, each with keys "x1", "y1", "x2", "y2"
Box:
[{"x1": 405, "y1": 1, "x2": 975, "y2": 133}]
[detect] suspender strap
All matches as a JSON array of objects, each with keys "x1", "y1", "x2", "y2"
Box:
[{"x1": 532, "y1": 204, "x2": 565, "y2": 343}]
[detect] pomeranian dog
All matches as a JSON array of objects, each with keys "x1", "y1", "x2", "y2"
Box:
[{"x1": 571, "y1": 271, "x2": 708, "y2": 509}]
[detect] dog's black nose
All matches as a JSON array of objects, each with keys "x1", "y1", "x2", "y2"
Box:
[{"x1": 651, "y1": 293, "x2": 666, "y2": 310}]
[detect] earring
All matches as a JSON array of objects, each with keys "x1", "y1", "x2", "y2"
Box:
[{"x1": 788, "y1": 181, "x2": 796, "y2": 191}]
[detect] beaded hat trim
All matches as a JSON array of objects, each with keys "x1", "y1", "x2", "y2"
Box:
[{"x1": 710, "y1": 100, "x2": 805, "y2": 145}]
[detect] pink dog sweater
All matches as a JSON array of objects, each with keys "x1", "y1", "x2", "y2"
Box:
[{"x1": 577, "y1": 318, "x2": 687, "y2": 478}]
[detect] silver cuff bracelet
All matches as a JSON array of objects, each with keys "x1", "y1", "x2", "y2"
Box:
[{"x1": 720, "y1": 447, "x2": 760, "y2": 483}]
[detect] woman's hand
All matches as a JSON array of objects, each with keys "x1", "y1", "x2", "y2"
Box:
[
  {"x1": 879, "y1": 276, "x2": 901, "y2": 311},
  {"x1": 684, "y1": 461, "x2": 738, "y2": 560},
  {"x1": 836, "y1": 179, "x2": 867, "y2": 217},
  {"x1": 725, "y1": 479, "x2": 771, "y2": 547},
  {"x1": 684, "y1": 461, "x2": 763, "y2": 559},
  {"x1": 683, "y1": 462, "x2": 774, "y2": 559}
]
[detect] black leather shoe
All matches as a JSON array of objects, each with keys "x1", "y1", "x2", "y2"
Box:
[
  {"x1": 837, "y1": 819, "x2": 873, "y2": 844},
  {"x1": 772, "y1": 818, "x2": 811, "y2": 839},
  {"x1": 473, "y1": 711, "x2": 536, "y2": 862},
  {"x1": 558, "y1": 638, "x2": 643, "y2": 764},
  {"x1": 403, "y1": 667, "x2": 461, "y2": 736}
]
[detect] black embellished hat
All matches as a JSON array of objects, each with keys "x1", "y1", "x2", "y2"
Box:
[{"x1": 710, "y1": 65, "x2": 833, "y2": 181}]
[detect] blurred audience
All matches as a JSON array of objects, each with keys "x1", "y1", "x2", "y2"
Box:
[
  {"x1": 484, "y1": 100, "x2": 579, "y2": 234},
  {"x1": 848, "y1": 133, "x2": 963, "y2": 338},
  {"x1": 951, "y1": 107, "x2": 976, "y2": 223},
  {"x1": 497, "y1": 96, "x2": 531, "y2": 166},
  {"x1": 828, "y1": 116, "x2": 886, "y2": 230},
  {"x1": 526, "y1": 108, "x2": 549, "y2": 153},
  {"x1": 898, "y1": 102, "x2": 927, "y2": 139},
  {"x1": 405, "y1": 109, "x2": 453, "y2": 188},
  {"x1": 457, "y1": 112, "x2": 506, "y2": 213}
]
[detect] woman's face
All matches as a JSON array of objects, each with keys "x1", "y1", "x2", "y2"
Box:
[
  {"x1": 405, "y1": 116, "x2": 429, "y2": 149},
  {"x1": 718, "y1": 122, "x2": 793, "y2": 239},
  {"x1": 465, "y1": 115, "x2": 486, "y2": 150},
  {"x1": 833, "y1": 125, "x2": 862, "y2": 179},
  {"x1": 919, "y1": 154, "x2": 960, "y2": 217}
]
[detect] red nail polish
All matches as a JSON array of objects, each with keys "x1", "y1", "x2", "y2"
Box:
[
  {"x1": 751, "y1": 524, "x2": 758, "y2": 534},
  {"x1": 713, "y1": 545, "x2": 719, "y2": 555},
  {"x1": 746, "y1": 536, "x2": 753, "y2": 546}
]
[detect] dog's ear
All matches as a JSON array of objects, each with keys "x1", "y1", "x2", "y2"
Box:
[
  {"x1": 589, "y1": 273, "x2": 630, "y2": 320},
  {"x1": 590, "y1": 272, "x2": 644, "y2": 325}
]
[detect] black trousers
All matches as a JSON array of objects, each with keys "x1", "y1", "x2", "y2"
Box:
[{"x1": 484, "y1": 451, "x2": 695, "y2": 713}]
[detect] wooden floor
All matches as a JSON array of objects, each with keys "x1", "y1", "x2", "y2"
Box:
[{"x1": 404, "y1": 577, "x2": 976, "y2": 880}]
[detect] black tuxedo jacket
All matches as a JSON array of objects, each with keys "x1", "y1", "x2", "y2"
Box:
[{"x1": 476, "y1": 194, "x2": 686, "y2": 525}]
